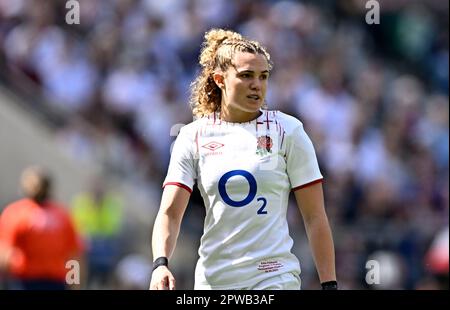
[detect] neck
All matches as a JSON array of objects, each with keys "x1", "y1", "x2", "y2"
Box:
[
  {"x1": 220, "y1": 104, "x2": 262, "y2": 123},
  {"x1": 31, "y1": 196, "x2": 48, "y2": 205}
]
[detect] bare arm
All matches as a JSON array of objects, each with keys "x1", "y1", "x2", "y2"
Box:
[
  {"x1": 150, "y1": 185, "x2": 191, "y2": 290},
  {"x1": 294, "y1": 182, "x2": 336, "y2": 284}
]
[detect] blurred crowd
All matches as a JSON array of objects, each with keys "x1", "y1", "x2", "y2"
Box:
[{"x1": 0, "y1": 0, "x2": 448, "y2": 289}]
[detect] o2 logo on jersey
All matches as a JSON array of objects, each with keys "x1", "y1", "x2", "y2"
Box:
[{"x1": 218, "y1": 170, "x2": 267, "y2": 215}]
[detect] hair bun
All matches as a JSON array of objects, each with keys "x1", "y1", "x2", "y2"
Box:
[{"x1": 199, "y1": 29, "x2": 243, "y2": 67}]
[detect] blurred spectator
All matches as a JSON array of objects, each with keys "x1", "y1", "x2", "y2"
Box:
[
  {"x1": 71, "y1": 177, "x2": 124, "y2": 289},
  {"x1": 114, "y1": 253, "x2": 152, "y2": 290},
  {"x1": 366, "y1": 250, "x2": 407, "y2": 290},
  {"x1": 424, "y1": 226, "x2": 449, "y2": 289},
  {"x1": 0, "y1": 166, "x2": 84, "y2": 290}
]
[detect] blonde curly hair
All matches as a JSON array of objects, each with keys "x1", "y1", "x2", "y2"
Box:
[{"x1": 190, "y1": 28, "x2": 272, "y2": 118}]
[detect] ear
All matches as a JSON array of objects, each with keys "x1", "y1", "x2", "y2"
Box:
[{"x1": 212, "y1": 72, "x2": 225, "y2": 89}]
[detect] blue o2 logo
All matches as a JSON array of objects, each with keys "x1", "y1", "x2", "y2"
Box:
[
  {"x1": 218, "y1": 170, "x2": 256, "y2": 207},
  {"x1": 218, "y1": 170, "x2": 267, "y2": 215}
]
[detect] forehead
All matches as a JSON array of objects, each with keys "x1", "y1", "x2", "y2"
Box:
[{"x1": 231, "y1": 52, "x2": 269, "y2": 72}]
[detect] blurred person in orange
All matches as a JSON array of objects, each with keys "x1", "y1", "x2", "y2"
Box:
[{"x1": 0, "y1": 166, "x2": 84, "y2": 290}]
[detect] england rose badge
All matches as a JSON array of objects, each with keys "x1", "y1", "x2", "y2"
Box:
[{"x1": 256, "y1": 135, "x2": 273, "y2": 156}]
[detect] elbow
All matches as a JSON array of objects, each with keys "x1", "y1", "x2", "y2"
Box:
[
  {"x1": 156, "y1": 206, "x2": 184, "y2": 227},
  {"x1": 303, "y1": 211, "x2": 330, "y2": 230}
]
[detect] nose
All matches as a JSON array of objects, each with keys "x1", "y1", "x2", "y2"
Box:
[{"x1": 250, "y1": 78, "x2": 261, "y2": 91}]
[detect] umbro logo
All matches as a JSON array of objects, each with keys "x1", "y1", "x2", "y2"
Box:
[{"x1": 201, "y1": 141, "x2": 224, "y2": 151}]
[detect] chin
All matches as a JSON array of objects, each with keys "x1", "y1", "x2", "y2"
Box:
[
  {"x1": 242, "y1": 107, "x2": 261, "y2": 114},
  {"x1": 245, "y1": 101, "x2": 263, "y2": 111}
]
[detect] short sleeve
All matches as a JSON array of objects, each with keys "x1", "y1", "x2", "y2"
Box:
[
  {"x1": 0, "y1": 204, "x2": 25, "y2": 268},
  {"x1": 162, "y1": 126, "x2": 197, "y2": 193},
  {"x1": 0, "y1": 205, "x2": 19, "y2": 249},
  {"x1": 286, "y1": 123, "x2": 323, "y2": 190}
]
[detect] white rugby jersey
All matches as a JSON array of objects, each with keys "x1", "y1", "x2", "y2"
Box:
[{"x1": 163, "y1": 109, "x2": 323, "y2": 289}]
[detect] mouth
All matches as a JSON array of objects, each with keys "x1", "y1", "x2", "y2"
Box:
[{"x1": 247, "y1": 94, "x2": 261, "y2": 101}]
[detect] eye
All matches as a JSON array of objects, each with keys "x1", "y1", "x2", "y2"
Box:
[
  {"x1": 260, "y1": 74, "x2": 269, "y2": 80},
  {"x1": 240, "y1": 73, "x2": 251, "y2": 78}
]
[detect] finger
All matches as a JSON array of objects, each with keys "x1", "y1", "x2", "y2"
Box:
[
  {"x1": 169, "y1": 277, "x2": 176, "y2": 290},
  {"x1": 159, "y1": 279, "x2": 169, "y2": 290}
]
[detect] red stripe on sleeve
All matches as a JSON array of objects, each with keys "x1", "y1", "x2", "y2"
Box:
[
  {"x1": 291, "y1": 178, "x2": 323, "y2": 191},
  {"x1": 163, "y1": 182, "x2": 193, "y2": 194}
]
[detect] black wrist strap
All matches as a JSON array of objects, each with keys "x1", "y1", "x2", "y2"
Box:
[
  {"x1": 152, "y1": 256, "x2": 168, "y2": 271},
  {"x1": 321, "y1": 280, "x2": 338, "y2": 290}
]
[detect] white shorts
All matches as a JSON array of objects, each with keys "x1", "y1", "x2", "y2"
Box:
[
  {"x1": 247, "y1": 272, "x2": 301, "y2": 290},
  {"x1": 195, "y1": 273, "x2": 301, "y2": 290}
]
